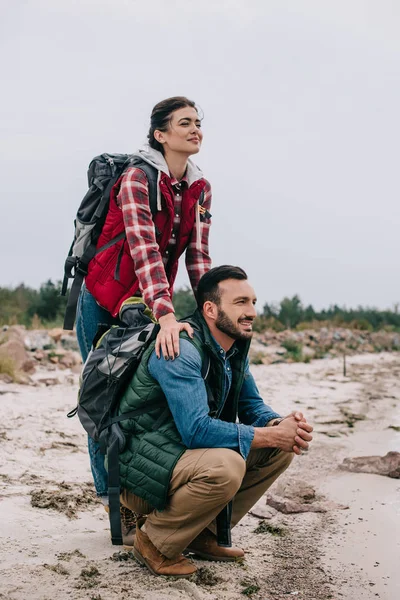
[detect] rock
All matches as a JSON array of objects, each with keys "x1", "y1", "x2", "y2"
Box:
[
  {"x1": 0, "y1": 373, "x2": 14, "y2": 384},
  {"x1": 21, "y1": 358, "x2": 36, "y2": 373},
  {"x1": 0, "y1": 339, "x2": 32, "y2": 372},
  {"x1": 266, "y1": 493, "x2": 348, "y2": 514},
  {"x1": 16, "y1": 372, "x2": 34, "y2": 385},
  {"x1": 33, "y1": 350, "x2": 45, "y2": 361},
  {"x1": 49, "y1": 355, "x2": 59, "y2": 364},
  {"x1": 23, "y1": 330, "x2": 53, "y2": 351},
  {"x1": 264, "y1": 345, "x2": 287, "y2": 356},
  {"x1": 37, "y1": 377, "x2": 61, "y2": 386},
  {"x1": 275, "y1": 480, "x2": 316, "y2": 502},
  {"x1": 48, "y1": 328, "x2": 64, "y2": 343},
  {"x1": 249, "y1": 499, "x2": 278, "y2": 519},
  {"x1": 59, "y1": 351, "x2": 81, "y2": 368},
  {"x1": 339, "y1": 451, "x2": 400, "y2": 479},
  {"x1": 302, "y1": 346, "x2": 316, "y2": 359},
  {"x1": 60, "y1": 335, "x2": 79, "y2": 352},
  {"x1": 266, "y1": 479, "x2": 348, "y2": 513}
]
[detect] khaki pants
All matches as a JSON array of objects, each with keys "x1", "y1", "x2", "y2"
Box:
[{"x1": 121, "y1": 447, "x2": 293, "y2": 558}]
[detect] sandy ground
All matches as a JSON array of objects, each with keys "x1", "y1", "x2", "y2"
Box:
[{"x1": 0, "y1": 353, "x2": 399, "y2": 600}]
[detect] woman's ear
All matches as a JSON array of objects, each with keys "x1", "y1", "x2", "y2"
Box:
[{"x1": 153, "y1": 129, "x2": 165, "y2": 145}]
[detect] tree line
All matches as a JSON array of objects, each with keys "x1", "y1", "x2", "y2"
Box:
[{"x1": 0, "y1": 282, "x2": 399, "y2": 332}]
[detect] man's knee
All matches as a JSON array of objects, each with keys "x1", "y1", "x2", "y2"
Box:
[
  {"x1": 207, "y1": 449, "x2": 246, "y2": 498},
  {"x1": 275, "y1": 449, "x2": 294, "y2": 473}
]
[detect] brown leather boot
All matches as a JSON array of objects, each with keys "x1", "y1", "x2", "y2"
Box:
[
  {"x1": 133, "y1": 521, "x2": 197, "y2": 578},
  {"x1": 104, "y1": 504, "x2": 142, "y2": 548},
  {"x1": 120, "y1": 505, "x2": 141, "y2": 548},
  {"x1": 186, "y1": 528, "x2": 244, "y2": 562}
]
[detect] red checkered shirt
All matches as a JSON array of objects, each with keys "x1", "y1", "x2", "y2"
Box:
[{"x1": 117, "y1": 167, "x2": 212, "y2": 320}]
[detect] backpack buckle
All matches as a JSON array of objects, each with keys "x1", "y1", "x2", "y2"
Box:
[
  {"x1": 75, "y1": 260, "x2": 89, "y2": 276},
  {"x1": 64, "y1": 255, "x2": 78, "y2": 279}
]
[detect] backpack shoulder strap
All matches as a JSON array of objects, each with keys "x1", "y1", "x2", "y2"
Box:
[{"x1": 128, "y1": 157, "x2": 158, "y2": 216}]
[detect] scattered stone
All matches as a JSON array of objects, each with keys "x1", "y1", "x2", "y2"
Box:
[
  {"x1": 60, "y1": 334, "x2": 79, "y2": 352},
  {"x1": 48, "y1": 328, "x2": 64, "y2": 343},
  {"x1": 0, "y1": 339, "x2": 31, "y2": 372},
  {"x1": 0, "y1": 373, "x2": 14, "y2": 384},
  {"x1": 248, "y1": 499, "x2": 278, "y2": 519},
  {"x1": 340, "y1": 451, "x2": 400, "y2": 479},
  {"x1": 24, "y1": 331, "x2": 53, "y2": 351},
  {"x1": 266, "y1": 493, "x2": 348, "y2": 514},
  {"x1": 37, "y1": 377, "x2": 61, "y2": 386},
  {"x1": 59, "y1": 351, "x2": 81, "y2": 368},
  {"x1": 388, "y1": 425, "x2": 400, "y2": 432},
  {"x1": 266, "y1": 480, "x2": 348, "y2": 513}
]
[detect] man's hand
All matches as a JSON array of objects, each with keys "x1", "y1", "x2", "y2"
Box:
[
  {"x1": 156, "y1": 314, "x2": 194, "y2": 360},
  {"x1": 252, "y1": 411, "x2": 313, "y2": 454},
  {"x1": 278, "y1": 411, "x2": 313, "y2": 454}
]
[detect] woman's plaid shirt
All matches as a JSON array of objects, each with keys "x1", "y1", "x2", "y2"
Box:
[{"x1": 117, "y1": 167, "x2": 212, "y2": 320}]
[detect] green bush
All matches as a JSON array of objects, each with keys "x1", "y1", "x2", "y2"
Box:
[{"x1": 281, "y1": 339, "x2": 303, "y2": 361}]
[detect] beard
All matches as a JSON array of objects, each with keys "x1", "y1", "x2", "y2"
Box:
[{"x1": 215, "y1": 308, "x2": 253, "y2": 341}]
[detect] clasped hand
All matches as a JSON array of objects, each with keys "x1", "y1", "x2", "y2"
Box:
[{"x1": 276, "y1": 411, "x2": 313, "y2": 455}]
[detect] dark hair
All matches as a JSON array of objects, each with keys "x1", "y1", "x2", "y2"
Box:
[
  {"x1": 196, "y1": 265, "x2": 248, "y2": 309},
  {"x1": 147, "y1": 96, "x2": 197, "y2": 154}
]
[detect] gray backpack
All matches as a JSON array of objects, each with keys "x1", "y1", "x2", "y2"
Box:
[
  {"x1": 68, "y1": 303, "x2": 160, "y2": 545},
  {"x1": 61, "y1": 154, "x2": 158, "y2": 330}
]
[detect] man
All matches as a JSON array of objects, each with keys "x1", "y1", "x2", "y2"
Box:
[{"x1": 117, "y1": 265, "x2": 313, "y2": 578}]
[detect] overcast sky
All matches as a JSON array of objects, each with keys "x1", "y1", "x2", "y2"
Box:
[{"x1": 1, "y1": 0, "x2": 399, "y2": 310}]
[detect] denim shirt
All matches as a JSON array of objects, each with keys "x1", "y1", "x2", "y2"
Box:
[{"x1": 148, "y1": 337, "x2": 281, "y2": 460}]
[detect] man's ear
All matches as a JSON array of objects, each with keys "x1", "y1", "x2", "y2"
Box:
[{"x1": 203, "y1": 300, "x2": 217, "y2": 321}]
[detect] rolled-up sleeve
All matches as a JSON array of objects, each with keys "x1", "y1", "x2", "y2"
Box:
[
  {"x1": 238, "y1": 360, "x2": 281, "y2": 427},
  {"x1": 118, "y1": 167, "x2": 174, "y2": 320},
  {"x1": 148, "y1": 339, "x2": 255, "y2": 459}
]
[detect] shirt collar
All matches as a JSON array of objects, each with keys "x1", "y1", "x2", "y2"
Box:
[
  {"x1": 170, "y1": 173, "x2": 189, "y2": 189},
  {"x1": 210, "y1": 334, "x2": 238, "y2": 360}
]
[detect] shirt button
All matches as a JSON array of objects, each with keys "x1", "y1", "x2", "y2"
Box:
[
  {"x1": 175, "y1": 213, "x2": 179, "y2": 217},
  {"x1": 219, "y1": 349, "x2": 224, "y2": 354},
  {"x1": 227, "y1": 367, "x2": 231, "y2": 371},
  {"x1": 172, "y1": 233, "x2": 176, "y2": 238}
]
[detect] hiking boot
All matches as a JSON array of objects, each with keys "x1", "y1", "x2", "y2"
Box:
[
  {"x1": 120, "y1": 505, "x2": 140, "y2": 548},
  {"x1": 133, "y1": 520, "x2": 197, "y2": 578},
  {"x1": 104, "y1": 504, "x2": 142, "y2": 548},
  {"x1": 186, "y1": 528, "x2": 244, "y2": 562}
]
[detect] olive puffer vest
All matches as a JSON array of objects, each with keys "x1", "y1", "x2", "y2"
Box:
[{"x1": 118, "y1": 310, "x2": 250, "y2": 510}]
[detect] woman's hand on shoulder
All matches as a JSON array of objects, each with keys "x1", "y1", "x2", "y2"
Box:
[{"x1": 156, "y1": 313, "x2": 194, "y2": 360}]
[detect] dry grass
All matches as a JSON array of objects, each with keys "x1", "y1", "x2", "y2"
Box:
[{"x1": 0, "y1": 355, "x2": 16, "y2": 379}]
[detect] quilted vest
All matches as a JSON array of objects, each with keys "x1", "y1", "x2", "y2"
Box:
[
  {"x1": 118, "y1": 310, "x2": 250, "y2": 510},
  {"x1": 85, "y1": 168, "x2": 206, "y2": 317}
]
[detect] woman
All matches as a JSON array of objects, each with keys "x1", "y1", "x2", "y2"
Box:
[{"x1": 76, "y1": 96, "x2": 212, "y2": 513}]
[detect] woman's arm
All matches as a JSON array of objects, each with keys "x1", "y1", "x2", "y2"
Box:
[
  {"x1": 119, "y1": 167, "x2": 193, "y2": 358},
  {"x1": 185, "y1": 180, "x2": 212, "y2": 294},
  {"x1": 118, "y1": 167, "x2": 174, "y2": 320}
]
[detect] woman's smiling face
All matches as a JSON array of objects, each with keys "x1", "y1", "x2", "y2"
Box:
[{"x1": 154, "y1": 106, "x2": 203, "y2": 156}]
